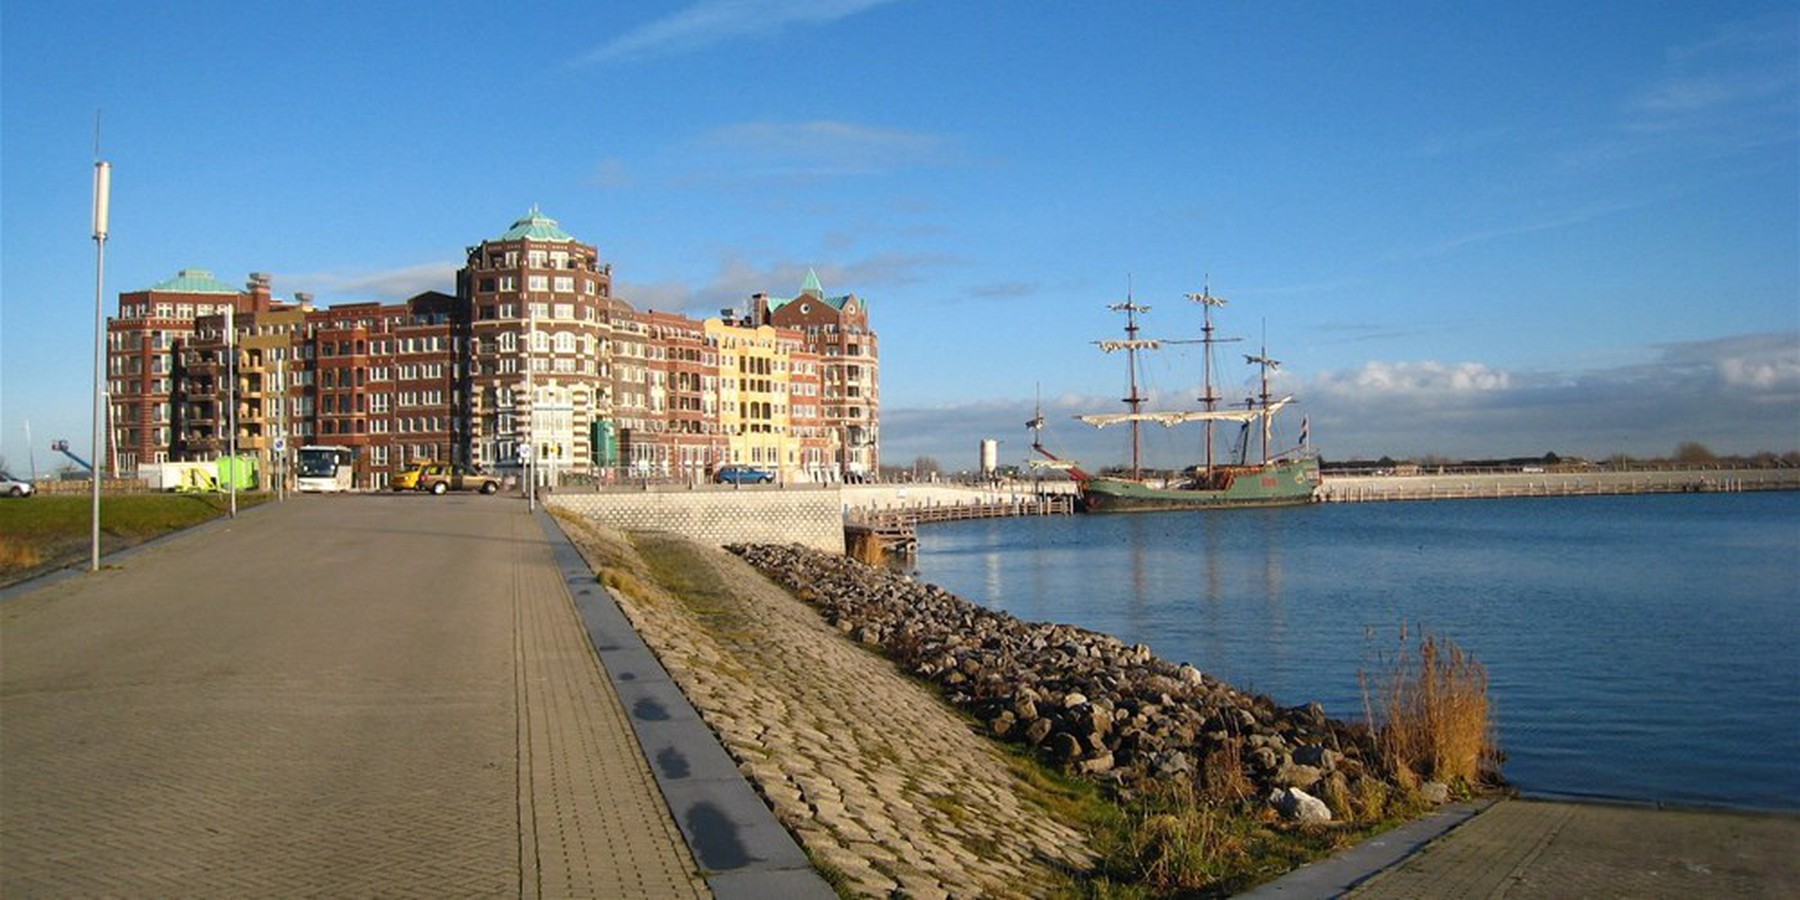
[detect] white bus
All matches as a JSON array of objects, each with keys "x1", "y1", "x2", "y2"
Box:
[{"x1": 295, "y1": 445, "x2": 356, "y2": 492}]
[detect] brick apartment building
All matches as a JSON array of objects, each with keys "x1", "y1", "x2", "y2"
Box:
[{"x1": 104, "y1": 210, "x2": 879, "y2": 488}]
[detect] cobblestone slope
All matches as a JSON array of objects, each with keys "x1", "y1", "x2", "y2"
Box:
[{"x1": 556, "y1": 518, "x2": 1093, "y2": 898}]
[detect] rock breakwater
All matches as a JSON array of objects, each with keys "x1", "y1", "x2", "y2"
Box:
[{"x1": 731, "y1": 542, "x2": 1406, "y2": 821}]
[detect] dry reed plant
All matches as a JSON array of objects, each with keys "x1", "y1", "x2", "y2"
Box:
[
  {"x1": 0, "y1": 538, "x2": 41, "y2": 571},
  {"x1": 1198, "y1": 740, "x2": 1254, "y2": 806},
  {"x1": 1125, "y1": 780, "x2": 1233, "y2": 892},
  {"x1": 1362, "y1": 626, "x2": 1497, "y2": 789}
]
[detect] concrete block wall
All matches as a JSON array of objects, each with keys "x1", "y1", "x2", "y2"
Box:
[{"x1": 549, "y1": 488, "x2": 846, "y2": 554}]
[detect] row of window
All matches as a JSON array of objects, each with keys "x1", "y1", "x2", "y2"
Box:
[{"x1": 320, "y1": 336, "x2": 458, "y2": 356}]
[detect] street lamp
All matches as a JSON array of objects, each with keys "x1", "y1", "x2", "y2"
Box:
[{"x1": 89, "y1": 157, "x2": 111, "y2": 572}]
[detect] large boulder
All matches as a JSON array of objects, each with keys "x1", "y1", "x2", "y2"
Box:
[{"x1": 1270, "y1": 787, "x2": 1332, "y2": 824}]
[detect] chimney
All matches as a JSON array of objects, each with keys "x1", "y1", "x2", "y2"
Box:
[{"x1": 247, "y1": 272, "x2": 273, "y2": 311}]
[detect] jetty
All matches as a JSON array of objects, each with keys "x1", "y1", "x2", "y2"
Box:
[
  {"x1": 1317, "y1": 466, "x2": 1799, "y2": 503},
  {"x1": 841, "y1": 484, "x2": 1077, "y2": 559}
]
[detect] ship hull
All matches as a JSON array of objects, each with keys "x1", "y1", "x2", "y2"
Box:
[{"x1": 1079, "y1": 458, "x2": 1321, "y2": 513}]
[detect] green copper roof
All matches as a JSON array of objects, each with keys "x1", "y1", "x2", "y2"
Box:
[
  {"x1": 769, "y1": 268, "x2": 861, "y2": 312},
  {"x1": 495, "y1": 205, "x2": 575, "y2": 242},
  {"x1": 148, "y1": 268, "x2": 239, "y2": 294}
]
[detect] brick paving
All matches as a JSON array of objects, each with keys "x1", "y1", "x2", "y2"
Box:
[{"x1": 1, "y1": 494, "x2": 705, "y2": 898}]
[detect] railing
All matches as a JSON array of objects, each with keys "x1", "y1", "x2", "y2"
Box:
[{"x1": 844, "y1": 495, "x2": 1077, "y2": 557}]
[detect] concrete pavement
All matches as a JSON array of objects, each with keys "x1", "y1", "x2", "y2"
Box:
[
  {"x1": 1347, "y1": 798, "x2": 1799, "y2": 898},
  {"x1": 0, "y1": 494, "x2": 819, "y2": 898},
  {"x1": 1247, "y1": 797, "x2": 1799, "y2": 898}
]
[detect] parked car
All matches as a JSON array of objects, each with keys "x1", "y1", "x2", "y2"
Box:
[
  {"x1": 390, "y1": 462, "x2": 434, "y2": 492},
  {"x1": 714, "y1": 464, "x2": 775, "y2": 485},
  {"x1": 0, "y1": 470, "x2": 33, "y2": 498},
  {"x1": 415, "y1": 462, "x2": 500, "y2": 495}
]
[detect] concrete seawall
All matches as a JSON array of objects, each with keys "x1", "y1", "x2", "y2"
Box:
[
  {"x1": 1319, "y1": 467, "x2": 1798, "y2": 502},
  {"x1": 549, "y1": 486, "x2": 846, "y2": 553}
]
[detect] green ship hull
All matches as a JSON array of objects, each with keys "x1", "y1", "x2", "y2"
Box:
[{"x1": 1080, "y1": 457, "x2": 1321, "y2": 513}]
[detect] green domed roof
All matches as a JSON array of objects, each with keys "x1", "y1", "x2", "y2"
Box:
[
  {"x1": 147, "y1": 268, "x2": 239, "y2": 294},
  {"x1": 495, "y1": 205, "x2": 575, "y2": 242}
]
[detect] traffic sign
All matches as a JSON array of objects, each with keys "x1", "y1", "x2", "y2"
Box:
[
  {"x1": 517, "y1": 444, "x2": 532, "y2": 461},
  {"x1": 273, "y1": 437, "x2": 287, "y2": 453}
]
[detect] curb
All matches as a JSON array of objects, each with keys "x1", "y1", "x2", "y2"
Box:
[
  {"x1": 533, "y1": 508, "x2": 836, "y2": 900},
  {"x1": 1236, "y1": 800, "x2": 1493, "y2": 898}
]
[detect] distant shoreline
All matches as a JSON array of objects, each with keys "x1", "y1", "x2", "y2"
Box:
[{"x1": 836, "y1": 467, "x2": 1797, "y2": 514}]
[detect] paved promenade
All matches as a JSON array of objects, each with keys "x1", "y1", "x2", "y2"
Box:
[
  {"x1": 1246, "y1": 797, "x2": 1799, "y2": 898},
  {"x1": 1, "y1": 495, "x2": 741, "y2": 897}
]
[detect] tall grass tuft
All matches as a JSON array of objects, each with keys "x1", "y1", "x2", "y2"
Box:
[
  {"x1": 1115, "y1": 780, "x2": 1234, "y2": 893},
  {"x1": 1362, "y1": 626, "x2": 1499, "y2": 790},
  {"x1": 0, "y1": 537, "x2": 42, "y2": 570}
]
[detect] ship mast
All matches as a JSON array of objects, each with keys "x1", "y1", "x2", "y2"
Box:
[
  {"x1": 1185, "y1": 281, "x2": 1237, "y2": 475},
  {"x1": 1105, "y1": 295, "x2": 1151, "y2": 479},
  {"x1": 1244, "y1": 339, "x2": 1280, "y2": 465}
]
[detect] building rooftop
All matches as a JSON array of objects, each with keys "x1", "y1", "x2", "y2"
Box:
[
  {"x1": 147, "y1": 268, "x2": 240, "y2": 294},
  {"x1": 494, "y1": 206, "x2": 575, "y2": 242},
  {"x1": 768, "y1": 268, "x2": 861, "y2": 312}
]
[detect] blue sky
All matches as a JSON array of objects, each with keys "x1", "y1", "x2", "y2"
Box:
[{"x1": 3, "y1": 0, "x2": 1796, "y2": 475}]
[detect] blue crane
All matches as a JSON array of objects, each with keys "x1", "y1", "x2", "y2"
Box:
[{"x1": 51, "y1": 439, "x2": 94, "y2": 474}]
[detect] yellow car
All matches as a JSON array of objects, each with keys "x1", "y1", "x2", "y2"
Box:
[{"x1": 391, "y1": 462, "x2": 434, "y2": 491}]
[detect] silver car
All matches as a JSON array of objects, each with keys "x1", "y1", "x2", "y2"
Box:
[{"x1": 0, "y1": 471, "x2": 32, "y2": 498}]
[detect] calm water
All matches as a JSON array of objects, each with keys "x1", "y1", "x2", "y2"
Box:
[{"x1": 911, "y1": 491, "x2": 1800, "y2": 810}]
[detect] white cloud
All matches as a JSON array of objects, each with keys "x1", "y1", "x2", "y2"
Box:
[
  {"x1": 1656, "y1": 332, "x2": 1800, "y2": 391},
  {"x1": 1313, "y1": 360, "x2": 1511, "y2": 397},
  {"x1": 577, "y1": 0, "x2": 900, "y2": 66},
  {"x1": 283, "y1": 262, "x2": 458, "y2": 303},
  {"x1": 617, "y1": 250, "x2": 956, "y2": 318}
]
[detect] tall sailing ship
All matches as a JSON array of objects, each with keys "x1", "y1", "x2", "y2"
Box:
[{"x1": 1035, "y1": 286, "x2": 1320, "y2": 513}]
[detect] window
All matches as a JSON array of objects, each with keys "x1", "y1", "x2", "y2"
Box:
[
  {"x1": 553, "y1": 277, "x2": 574, "y2": 294},
  {"x1": 527, "y1": 275, "x2": 548, "y2": 292}
]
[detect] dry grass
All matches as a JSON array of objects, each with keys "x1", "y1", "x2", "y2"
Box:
[
  {"x1": 1198, "y1": 741, "x2": 1254, "y2": 806},
  {"x1": 1362, "y1": 626, "x2": 1498, "y2": 790},
  {"x1": 0, "y1": 537, "x2": 42, "y2": 570}
]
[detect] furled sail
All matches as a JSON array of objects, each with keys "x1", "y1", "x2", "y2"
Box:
[
  {"x1": 1094, "y1": 339, "x2": 1162, "y2": 353},
  {"x1": 1077, "y1": 397, "x2": 1292, "y2": 429}
]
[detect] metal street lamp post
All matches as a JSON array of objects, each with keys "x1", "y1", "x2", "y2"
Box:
[{"x1": 89, "y1": 158, "x2": 111, "y2": 572}]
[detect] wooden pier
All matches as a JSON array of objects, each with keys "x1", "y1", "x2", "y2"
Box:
[{"x1": 844, "y1": 494, "x2": 1076, "y2": 560}]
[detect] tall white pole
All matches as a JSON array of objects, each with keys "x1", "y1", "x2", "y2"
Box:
[
  {"x1": 277, "y1": 356, "x2": 286, "y2": 502},
  {"x1": 225, "y1": 305, "x2": 237, "y2": 517},
  {"x1": 525, "y1": 301, "x2": 535, "y2": 513},
  {"x1": 90, "y1": 159, "x2": 111, "y2": 572}
]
